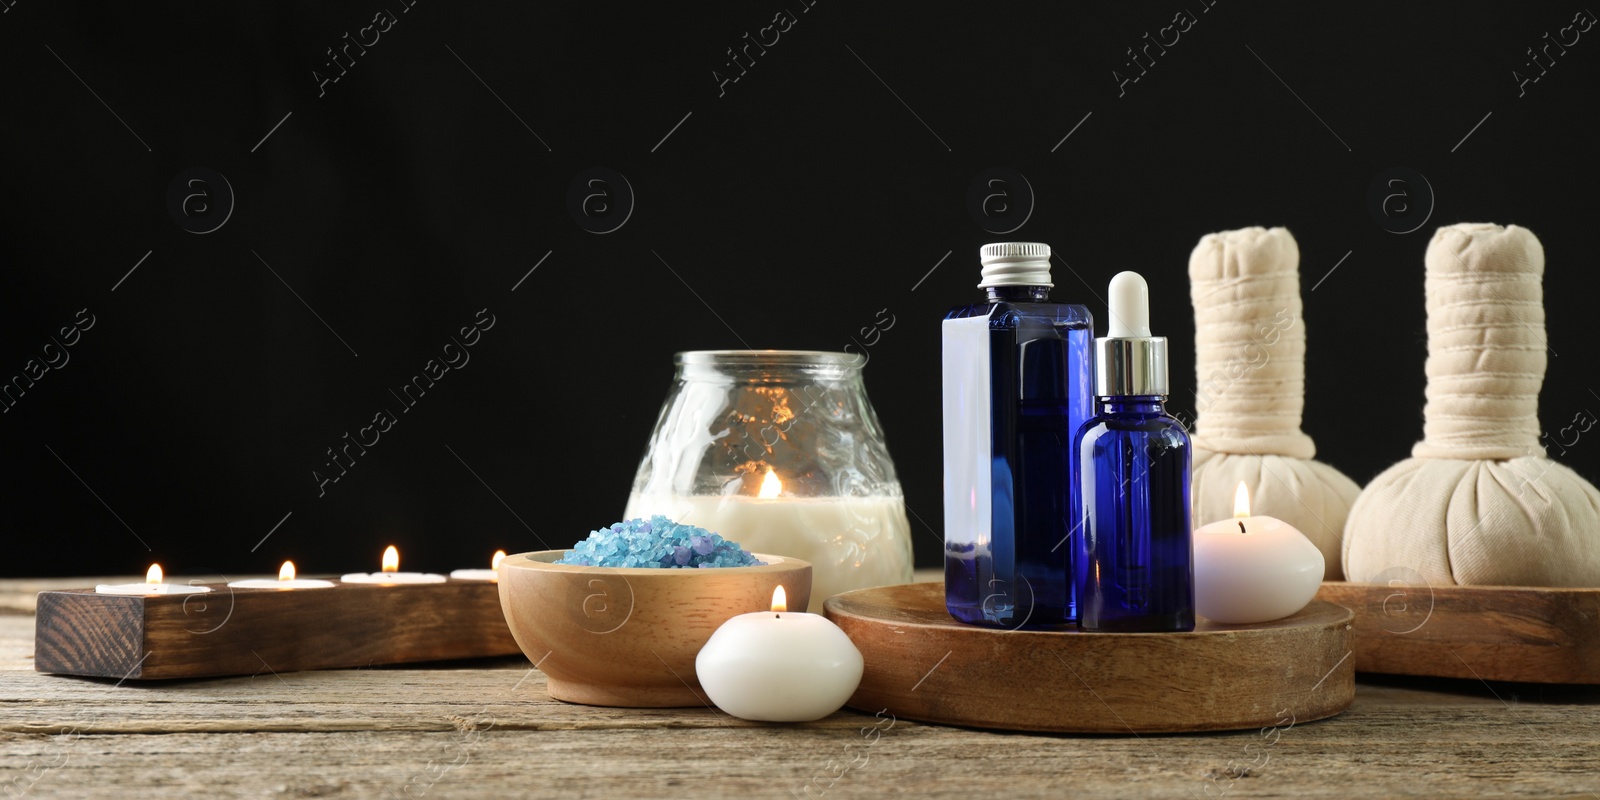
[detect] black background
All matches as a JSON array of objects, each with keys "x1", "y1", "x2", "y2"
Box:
[{"x1": 2, "y1": 1, "x2": 1596, "y2": 578}]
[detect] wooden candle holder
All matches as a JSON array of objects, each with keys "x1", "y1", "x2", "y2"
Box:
[{"x1": 34, "y1": 579, "x2": 518, "y2": 681}]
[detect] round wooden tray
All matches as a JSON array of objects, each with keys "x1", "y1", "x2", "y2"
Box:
[
  {"x1": 1316, "y1": 581, "x2": 1600, "y2": 684},
  {"x1": 824, "y1": 582, "x2": 1354, "y2": 734}
]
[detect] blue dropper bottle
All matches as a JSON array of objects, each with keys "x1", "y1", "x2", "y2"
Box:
[{"x1": 1075, "y1": 271, "x2": 1195, "y2": 632}]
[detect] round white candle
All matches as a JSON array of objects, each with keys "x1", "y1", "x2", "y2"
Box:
[
  {"x1": 450, "y1": 550, "x2": 507, "y2": 582},
  {"x1": 228, "y1": 561, "x2": 336, "y2": 590},
  {"x1": 341, "y1": 545, "x2": 447, "y2": 585},
  {"x1": 1193, "y1": 483, "x2": 1324, "y2": 624},
  {"x1": 341, "y1": 572, "x2": 447, "y2": 585},
  {"x1": 695, "y1": 586, "x2": 864, "y2": 722},
  {"x1": 96, "y1": 564, "x2": 212, "y2": 596},
  {"x1": 624, "y1": 481, "x2": 913, "y2": 613}
]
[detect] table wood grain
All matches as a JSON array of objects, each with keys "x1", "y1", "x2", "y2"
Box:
[{"x1": 2, "y1": 576, "x2": 1598, "y2": 798}]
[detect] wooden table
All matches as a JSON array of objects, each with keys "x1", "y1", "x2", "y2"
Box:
[{"x1": 2, "y1": 576, "x2": 1598, "y2": 798}]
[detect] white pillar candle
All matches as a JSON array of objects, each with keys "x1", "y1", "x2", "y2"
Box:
[
  {"x1": 228, "y1": 561, "x2": 336, "y2": 590},
  {"x1": 1193, "y1": 483, "x2": 1324, "y2": 624},
  {"x1": 341, "y1": 546, "x2": 447, "y2": 585},
  {"x1": 96, "y1": 564, "x2": 212, "y2": 596},
  {"x1": 449, "y1": 550, "x2": 506, "y2": 582},
  {"x1": 625, "y1": 481, "x2": 913, "y2": 613},
  {"x1": 695, "y1": 586, "x2": 864, "y2": 722}
]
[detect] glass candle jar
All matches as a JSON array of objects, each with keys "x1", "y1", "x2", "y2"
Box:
[{"x1": 625, "y1": 350, "x2": 914, "y2": 612}]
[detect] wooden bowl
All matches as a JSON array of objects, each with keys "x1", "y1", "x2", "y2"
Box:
[{"x1": 498, "y1": 550, "x2": 812, "y2": 707}]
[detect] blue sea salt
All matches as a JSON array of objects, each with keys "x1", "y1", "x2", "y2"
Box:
[{"x1": 555, "y1": 516, "x2": 765, "y2": 569}]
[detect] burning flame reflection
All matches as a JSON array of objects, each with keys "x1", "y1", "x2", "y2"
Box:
[{"x1": 758, "y1": 468, "x2": 782, "y2": 500}]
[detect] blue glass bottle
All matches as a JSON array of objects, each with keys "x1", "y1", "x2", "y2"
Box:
[
  {"x1": 1075, "y1": 272, "x2": 1195, "y2": 633},
  {"x1": 943, "y1": 243, "x2": 1092, "y2": 627}
]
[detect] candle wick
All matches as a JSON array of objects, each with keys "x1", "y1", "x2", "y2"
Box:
[{"x1": 1238, "y1": 520, "x2": 1247, "y2": 534}]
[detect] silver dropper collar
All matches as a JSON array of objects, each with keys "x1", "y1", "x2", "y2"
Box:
[
  {"x1": 1094, "y1": 271, "x2": 1169, "y2": 397},
  {"x1": 1095, "y1": 336, "x2": 1169, "y2": 396}
]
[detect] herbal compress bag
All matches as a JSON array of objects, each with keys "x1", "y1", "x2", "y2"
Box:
[
  {"x1": 1189, "y1": 227, "x2": 1359, "y2": 579},
  {"x1": 1343, "y1": 223, "x2": 1600, "y2": 586}
]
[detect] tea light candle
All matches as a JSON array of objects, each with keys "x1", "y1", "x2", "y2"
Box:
[
  {"x1": 96, "y1": 564, "x2": 212, "y2": 596},
  {"x1": 695, "y1": 586, "x2": 864, "y2": 722},
  {"x1": 450, "y1": 550, "x2": 506, "y2": 582},
  {"x1": 228, "y1": 561, "x2": 336, "y2": 590},
  {"x1": 1193, "y1": 483, "x2": 1324, "y2": 624},
  {"x1": 341, "y1": 546, "x2": 447, "y2": 585}
]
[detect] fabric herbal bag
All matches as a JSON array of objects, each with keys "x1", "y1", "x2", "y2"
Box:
[
  {"x1": 1189, "y1": 227, "x2": 1360, "y2": 579},
  {"x1": 1343, "y1": 223, "x2": 1600, "y2": 587}
]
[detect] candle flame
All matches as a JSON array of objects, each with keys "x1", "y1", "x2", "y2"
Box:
[
  {"x1": 279, "y1": 561, "x2": 297, "y2": 581},
  {"x1": 146, "y1": 564, "x2": 163, "y2": 584},
  {"x1": 382, "y1": 545, "x2": 400, "y2": 573},
  {"x1": 771, "y1": 585, "x2": 787, "y2": 613},
  {"x1": 1233, "y1": 482, "x2": 1251, "y2": 519},
  {"x1": 491, "y1": 550, "x2": 506, "y2": 570},
  {"x1": 758, "y1": 468, "x2": 782, "y2": 499}
]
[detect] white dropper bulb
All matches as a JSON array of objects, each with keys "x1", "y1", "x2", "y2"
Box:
[{"x1": 1107, "y1": 271, "x2": 1152, "y2": 338}]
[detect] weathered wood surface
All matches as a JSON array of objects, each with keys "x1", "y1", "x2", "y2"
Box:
[
  {"x1": 1317, "y1": 581, "x2": 1600, "y2": 684},
  {"x1": 3, "y1": 578, "x2": 1600, "y2": 798},
  {"x1": 829, "y1": 584, "x2": 1354, "y2": 733}
]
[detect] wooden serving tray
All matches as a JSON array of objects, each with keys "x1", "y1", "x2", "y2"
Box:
[
  {"x1": 1316, "y1": 581, "x2": 1600, "y2": 684},
  {"x1": 824, "y1": 582, "x2": 1354, "y2": 734}
]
